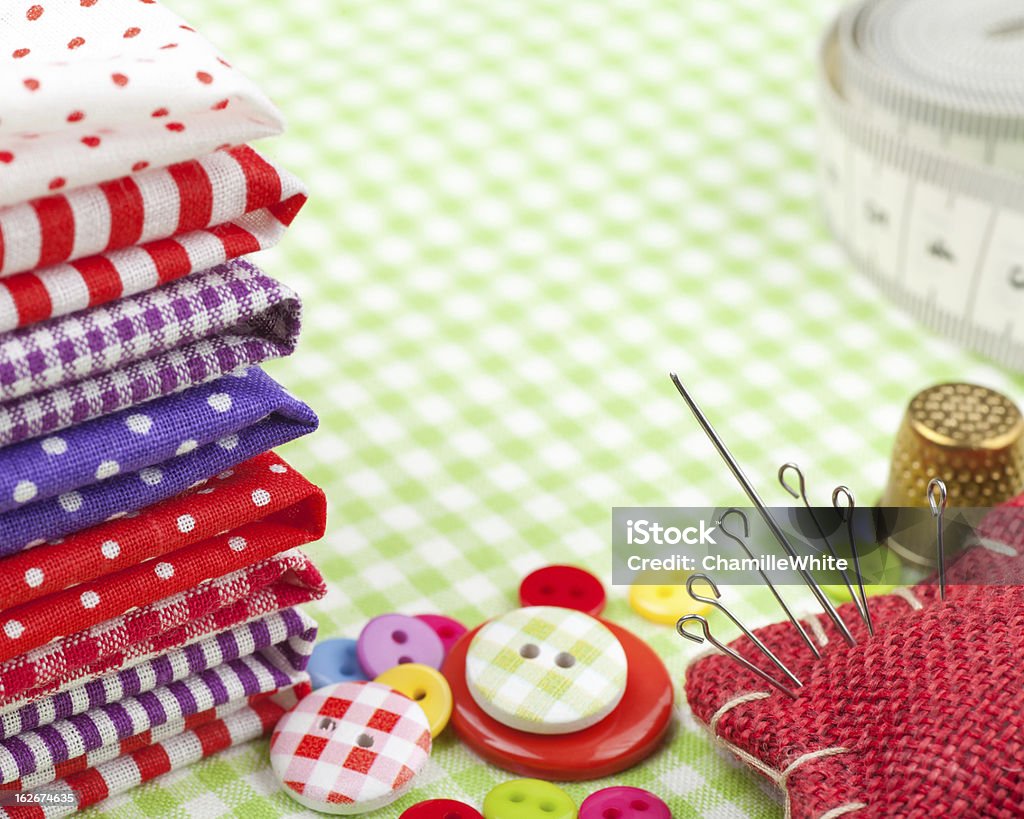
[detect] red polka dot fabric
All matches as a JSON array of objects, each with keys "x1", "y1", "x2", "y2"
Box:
[
  {"x1": 0, "y1": 0, "x2": 283, "y2": 207},
  {"x1": 0, "y1": 452, "x2": 326, "y2": 663}
]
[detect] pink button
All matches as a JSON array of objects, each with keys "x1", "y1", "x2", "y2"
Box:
[
  {"x1": 357, "y1": 613, "x2": 445, "y2": 678},
  {"x1": 415, "y1": 614, "x2": 468, "y2": 655},
  {"x1": 400, "y1": 799, "x2": 484, "y2": 819},
  {"x1": 579, "y1": 786, "x2": 671, "y2": 819}
]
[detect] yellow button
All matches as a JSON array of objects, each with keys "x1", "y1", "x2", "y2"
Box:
[
  {"x1": 629, "y1": 575, "x2": 712, "y2": 625},
  {"x1": 374, "y1": 663, "x2": 453, "y2": 738},
  {"x1": 483, "y1": 779, "x2": 577, "y2": 819}
]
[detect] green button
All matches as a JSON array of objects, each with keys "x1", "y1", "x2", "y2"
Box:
[{"x1": 483, "y1": 779, "x2": 577, "y2": 819}]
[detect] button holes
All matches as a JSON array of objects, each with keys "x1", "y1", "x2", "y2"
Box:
[
  {"x1": 656, "y1": 586, "x2": 672, "y2": 598},
  {"x1": 519, "y1": 643, "x2": 540, "y2": 659},
  {"x1": 398, "y1": 655, "x2": 413, "y2": 664},
  {"x1": 540, "y1": 584, "x2": 554, "y2": 595},
  {"x1": 603, "y1": 810, "x2": 623, "y2": 819},
  {"x1": 555, "y1": 651, "x2": 576, "y2": 668},
  {"x1": 318, "y1": 717, "x2": 337, "y2": 732},
  {"x1": 631, "y1": 800, "x2": 650, "y2": 811},
  {"x1": 356, "y1": 733, "x2": 374, "y2": 748},
  {"x1": 413, "y1": 688, "x2": 427, "y2": 701},
  {"x1": 340, "y1": 663, "x2": 356, "y2": 676},
  {"x1": 391, "y1": 629, "x2": 408, "y2": 644},
  {"x1": 569, "y1": 585, "x2": 584, "y2": 597},
  {"x1": 509, "y1": 793, "x2": 525, "y2": 803},
  {"x1": 540, "y1": 802, "x2": 556, "y2": 812}
]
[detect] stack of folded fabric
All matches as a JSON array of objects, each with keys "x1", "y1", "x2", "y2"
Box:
[{"x1": 0, "y1": 2, "x2": 326, "y2": 814}]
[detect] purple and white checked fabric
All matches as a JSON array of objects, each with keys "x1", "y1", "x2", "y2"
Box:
[
  {"x1": 0, "y1": 608, "x2": 317, "y2": 740},
  {"x1": 0, "y1": 258, "x2": 298, "y2": 404},
  {"x1": 0, "y1": 370, "x2": 317, "y2": 556},
  {"x1": 0, "y1": 642, "x2": 310, "y2": 786},
  {"x1": 0, "y1": 264, "x2": 301, "y2": 450}
]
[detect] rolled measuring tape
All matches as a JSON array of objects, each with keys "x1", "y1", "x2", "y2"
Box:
[{"x1": 818, "y1": 0, "x2": 1024, "y2": 372}]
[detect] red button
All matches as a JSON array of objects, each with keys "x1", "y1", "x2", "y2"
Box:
[
  {"x1": 400, "y1": 799, "x2": 484, "y2": 819},
  {"x1": 442, "y1": 617, "x2": 673, "y2": 780},
  {"x1": 518, "y1": 565, "x2": 605, "y2": 615}
]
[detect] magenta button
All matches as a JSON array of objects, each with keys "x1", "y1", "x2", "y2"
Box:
[
  {"x1": 356, "y1": 613, "x2": 445, "y2": 678},
  {"x1": 579, "y1": 787, "x2": 671, "y2": 819},
  {"x1": 415, "y1": 613, "x2": 468, "y2": 655}
]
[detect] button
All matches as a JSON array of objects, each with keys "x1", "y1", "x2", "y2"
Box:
[
  {"x1": 482, "y1": 779, "x2": 576, "y2": 819},
  {"x1": 415, "y1": 613, "x2": 468, "y2": 655},
  {"x1": 519, "y1": 565, "x2": 605, "y2": 615},
  {"x1": 307, "y1": 638, "x2": 367, "y2": 689},
  {"x1": 466, "y1": 606, "x2": 626, "y2": 735},
  {"x1": 270, "y1": 681, "x2": 432, "y2": 815},
  {"x1": 628, "y1": 575, "x2": 712, "y2": 625},
  {"x1": 579, "y1": 786, "x2": 671, "y2": 819},
  {"x1": 374, "y1": 663, "x2": 453, "y2": 738},
  {"x1": 357, "y1": 614, "x2": 445, "y2": 678},
  {"x1": 400, "y1": 800, "x2": 484, "y2": 819},
  {"x1": 443, "y1": 616, "x2": 673, "y2": 780}
]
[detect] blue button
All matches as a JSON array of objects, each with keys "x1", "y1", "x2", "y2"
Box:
[{"x1": 306, "y1": 637, "x2": 367, "y2": 689}]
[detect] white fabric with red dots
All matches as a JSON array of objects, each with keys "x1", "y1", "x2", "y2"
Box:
[{"x1": 0, "y1": 0, "x2": 283, "y2": 206}]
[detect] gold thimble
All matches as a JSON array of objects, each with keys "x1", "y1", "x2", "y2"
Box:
[{"x1": 882, "y1": 383, "x2": 1024, "y2": 563}]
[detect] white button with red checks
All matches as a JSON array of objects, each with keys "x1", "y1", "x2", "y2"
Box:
[{"x1": 270, "y1": 681, "x2": 432, "y2": 815}]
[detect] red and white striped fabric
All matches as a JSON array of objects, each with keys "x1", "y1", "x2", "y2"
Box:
[
  {"x1": 0, "y1": 146, "x2": 306, "y2": 331},
  {"x1": 0, "y1": 688, "x2": 305, "y2": 818}
]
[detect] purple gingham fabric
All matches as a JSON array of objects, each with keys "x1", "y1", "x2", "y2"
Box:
[
  {"x1": 0, "y1": 369, "x2": 317, "y2": 556},
  {"x1": 0, "y1": 607, "x2": 316, "y2": 740},
  {"x1": 0, "y1": 258, "x2": 301, "y2": 448}
]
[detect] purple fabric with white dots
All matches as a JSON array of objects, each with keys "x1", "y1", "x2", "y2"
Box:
[
  {"x1": 0, "y1": 257, "x2": 301, "y2": 449},
  {"x1": 0, "y1": 367, "x2": 317, "y2": 557}
]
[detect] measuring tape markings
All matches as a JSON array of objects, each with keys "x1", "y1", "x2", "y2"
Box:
[{"x1": 817, "y1": 0, "x2": 1024, "y2": 371}]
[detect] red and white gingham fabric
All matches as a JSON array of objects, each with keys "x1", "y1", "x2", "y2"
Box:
[
  {"x1": 0, "y1": 453, "x2": 327, "y2": 661},
  {"x1": 0, "y1": 146, "x2": 306, "y2": 332},
  {"x1": 270, "y1": 681, "x2": 432, "y2": 814},
  {"x1": 0, "y1": 0, "x2": 283, "y2": 207},
  {"x1": 0, "y1": 687, "x2": 305, "y2": 818},
  {"x1": 0, "y1": 550, "x2": 325, "y2": 709}
]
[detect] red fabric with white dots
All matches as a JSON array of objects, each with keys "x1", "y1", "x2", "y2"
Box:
[
  {"x1": 0, "y1": 1, "x2": 283, "y2": 207},
  {"x1": 685, "y1": 500, "x2": 1024, "y2": 819},
  {"x1": 0, "y1": 451, "x2": 326, "y2": 663},
  {"x1": 0, "y1": 549, "x2": 325, "y2": 709}
]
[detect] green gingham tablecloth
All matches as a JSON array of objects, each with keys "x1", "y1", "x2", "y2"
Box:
[{"x1": 89, "y1": 0, "x2": 1024, "y2": 816}]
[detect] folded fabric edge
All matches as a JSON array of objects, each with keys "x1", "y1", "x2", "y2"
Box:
[
  {"x1": 0, "y1": 551, "x2": 326, "y2": 705},
  {"x1": 0, "y1": 646, "x2": 310, "y2": 787},
  {"x1": 0, "y1": 607, "x2": 316, "y2": 730},
  {"x1": 0, "y1": 451, "x2": 322, "y2": 610},
  {"x1": 0, "y1": 367, "x2": 316, "y2": 517},
  {"x1": 0, "y1": 685, "x2": 306, "y2": 818}
]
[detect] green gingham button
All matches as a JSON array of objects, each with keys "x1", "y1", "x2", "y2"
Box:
[{"x1": 465, "y1": 606, "x2": 627, "y2": 735}]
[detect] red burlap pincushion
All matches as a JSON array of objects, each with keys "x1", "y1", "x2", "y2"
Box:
[{"x1": 685, "y1": 504, "x2": 1024, "y2": 818}]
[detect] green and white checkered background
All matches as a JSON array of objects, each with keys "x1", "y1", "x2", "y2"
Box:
[{"x1": 90, "y1": 0, "x2": 1024, "y2": 816}]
